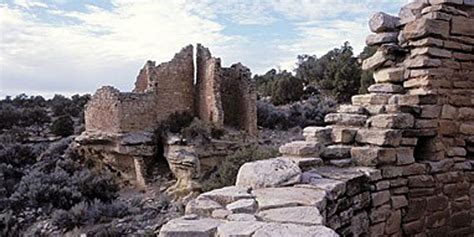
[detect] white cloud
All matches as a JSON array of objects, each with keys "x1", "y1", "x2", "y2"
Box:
[
  {"x1": 0, "y1": 0, "x2": 412, "y2": 96},
  {"x1": 0, "y1": 0, "x2": 238, "y2": 96},
  {"x1": 14, "y1": 0, "x2": 49, "y2": 9}
]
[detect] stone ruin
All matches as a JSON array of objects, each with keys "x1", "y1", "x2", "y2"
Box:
[
  {"x1": 158, "y1": 0, "x2": 474, "y2": 236},
  {"x1": 75, "y1": 44, "x2": 257, "y2": 193}
]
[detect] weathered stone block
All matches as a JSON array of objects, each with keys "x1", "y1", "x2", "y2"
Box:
[
  {"x1": 460, "y1": 123, "x2": 474, "y2": 135},
  {"x1": 369, "y1": 12, "x2": 401, "y2": 33},
  {"x1": 351, "y1": 146, "x2": 396, "y2": 166},
  {"x1": 331, "y1": 127, "x2": 358, "y2": 144},
  {"x1": 399, "y1": 0, "x2": 429, "y2": 25},
  {"x1": 391, "y1": 195, "x2": 408, "y2": 209},
  {"x1": 321, "y1": 145, "x2": 352, "y2": 159},
  {"x1": 397, "y1": 147, "x2": 415, "y2": 165},
  {"x1": 366, "y1": 32, "x2": 399, "y2": 46},
  {"x1": 302, "y1": 126, "x2": 332, "y2": 144},
  {"x1": 337, "y1": 105, "x2": 367, "y2": 114},
  {"x1": 426, "y1": 195, "x2": 449, "y2": 212},
  {"x1": 411, "y1": 47, "x2": 452, "y2": 58},
  {"x1": 451, "y1": 16, "x2": 474, "y2": 37},
  {"x1": 372, "y1": 190, "x2": 391, "y2": 206},
  {"x1": 370, "y1": 204, "x2": 391, "y2": 223},
  {"x1": 368, "y1": 83, "x2": 404, "y2": 94},
  {"x1": 374, "y1": 67, "x2": 405, "y2": 83},
  {"x1": 324, "y1": 113, "x2": 368, "y2": 127},
  {"x1": 226, "y1": 199, "x2": 257, "y2": 214},
  {"x1": 385, "y1": 210, "x2": 402, "y2": 234},
  {"x1": 356, "y1": 129, "x2": 403, "y2": 147},
  {"x1": 362, "y1": 44, "x2": 403, "y2": 71},
  {"x1": 408, "y1": 175, "x2": 435, "y2": 188},
  {"x1": 257, "y1": 206, "x2": 324, "y2": 226},
  {"x1": 236, "y1": 158, "x2": 302, "y2": 189},
  {"x1": 352, "y1": 94, "x2": 392, "y2": 105},
  {"x1": 185, "y1": 197, "x2": 223, "y2": 217},
  {"x1": 158, "y1": 218, "x2": 223, "y2": 237},
  {"x1": 279, "y1": 141, "x2": 324, "y2": 157},
  {"x1": 420, "y1": 105, "x2": 441, "y2": 118},
  {"x1": 402, "y1": 18, "x2": 449, "y2": 40},
  {"x1": 369, "y1": 113, "x2": 415, "y2": 129},
  {"x1": 459, "y1": 107, "x2": 474, "y2": 121}
]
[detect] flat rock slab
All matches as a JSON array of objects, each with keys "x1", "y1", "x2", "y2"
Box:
[
  {"x1": 199, "y1": 186, "x2": 254, "y2": 205},
  {"x1": 236, "y1": 158, "x2": 302, "y2": 189},
  {"x1": 257, "y1": 206, "x2": 324, "y2": 226},
  {"x1": 227, "y1": 213, "x2": 258, "y2": 221},
  {"x1": 185, "y1": 197, "x2": 223, "y2": 217},
  {"x1": 158, "y1": 218, "x2": 223, "y2": 237},
  {"x1": 296, "y1": 178, "x2": 346, "y2": 200},
  {"x1": 252, "y1": 187, "x2": 326, "y2": 211},
  {"x1": 279, "y1": 141, "x2": 324, "y2": 157},
  {"x1": 226, "y1": 198, "x2": 257, "y2": 214},
  {"x1": 311, "y1": 166, "x2": 372, "y2": 181},
  {"x1": 276, "y1": 156, "x2": 323, "y2": 171},
  {"x1": 253, "y1": 223, "x2": 339, "y2": 237},
  {"x1": 217, "y1": 221, "x2": 265, "y2": 237}
]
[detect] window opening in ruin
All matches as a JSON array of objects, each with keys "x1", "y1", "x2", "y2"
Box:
[{"x1": 414, "y1": 136, "x2": 437, "y2": 161}]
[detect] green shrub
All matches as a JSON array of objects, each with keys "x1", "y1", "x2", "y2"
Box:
[
  {"x1": 182, "y1": 118, "x2": 224, "y2": 143},
  {"x1": 51, "y1": 115, "x2": 74, "y2": 137},
  {"x1": 159, "y1": 111, "x2": 194, "y2": 134},
  {"x1": 271, "y1": 72, "x2": 304, "y2": 105},
  {"x1": 201, "y1": 145, "x2": 278, "y2": 191}
]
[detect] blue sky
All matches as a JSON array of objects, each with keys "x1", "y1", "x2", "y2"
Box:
[{"x1": 0, "y1": 0, "x2": 408, "y2": 97}]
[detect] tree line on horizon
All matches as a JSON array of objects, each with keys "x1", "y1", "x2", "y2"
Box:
[{"x1": 255, "y1": 42, "x2": 376, "y2": 105}]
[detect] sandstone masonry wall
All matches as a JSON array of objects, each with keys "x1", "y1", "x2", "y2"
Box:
[
  {"x1": 196, "y1": 44, "x2": 224, "y2": 126},
  {"x1": 221, "y1": 64, "x2": 258, "y2": 135}
]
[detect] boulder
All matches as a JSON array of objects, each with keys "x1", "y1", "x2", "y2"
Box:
[{"x1": 236, "y1": 158, "x2": 302, "y2": 189}]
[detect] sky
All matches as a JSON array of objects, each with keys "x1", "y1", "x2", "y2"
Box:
[{"x1": 0, "y1": 0, "x2": 409, "y2": 98}]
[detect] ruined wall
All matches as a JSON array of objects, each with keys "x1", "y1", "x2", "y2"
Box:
[
  {"x1": 316, "y1": 0, "x2": 474, "y2": 235},
  {"x1": 85, "y1": 86, "x2": 122, "y2": 133},
  {"x1": 221, "y1": 64, "x2": 258, "y2": 135},
  {"x1": 84, "y1": 87, "x2": 160, "y2": 133},
  {"x1": 152, "y1": 45, "x2": 195, "y2": 122},
  {"x1": 133, "y1": 61, "x2": 157, "y2": 93},
  {"x1": 85, "y1": 45, "x2": 195, "y2": 133},
  {"x1": 196, "y1": 44, "x2": 224, "y2": 126}
]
